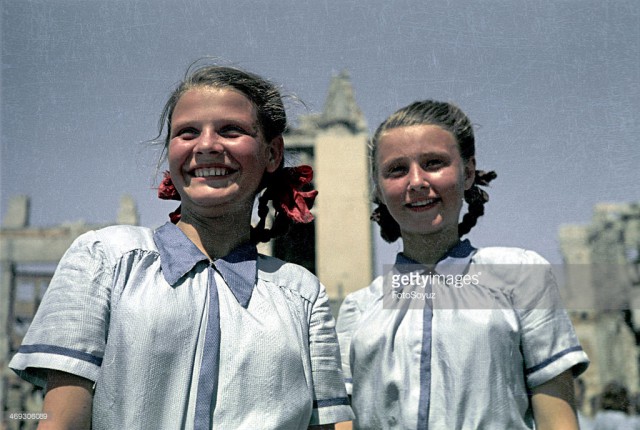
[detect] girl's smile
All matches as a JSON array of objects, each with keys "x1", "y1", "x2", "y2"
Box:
[
  {"x1": 191, "y1": 165, "x2": 236, "y2": 178},
  {"x1": 187, "y1": 163, "x2": 240, "y2": 188},
  {"x1": 405, "y1": 197, "x2": 441, "y2": 211}
]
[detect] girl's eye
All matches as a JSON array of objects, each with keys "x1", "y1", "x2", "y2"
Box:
[
  {"x1": 384, "y1": 164, "x2": 407, "y2": 177},
  {"x1": 174, "y1": 127, "x2": 199, "y2": 139},
  {"x1": 219, "y1": 125, "x2": 252, "y2": 138},
  {"x1": 423, "y1": 159, "x2": 444, "y2": 170}
]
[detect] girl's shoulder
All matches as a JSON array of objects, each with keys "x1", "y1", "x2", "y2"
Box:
[
  {"x1": 97, "y1": 224, "x2": 155, "y2": 244},
  {"x1": 257, "y1": 254, "x2": 322, "y2": 302},
  {"x1": 67, "y1": 225, "x2": 157, "y2": 262},
  {"x1": 471, "y1": 246, "x2": 550, "y2": 266},
  {"x1": 469, "y1": 246, "x2": 556, "y2": 295},
  {"x1": 339, "y1": 276, "x2": 385, "y2": 317}
]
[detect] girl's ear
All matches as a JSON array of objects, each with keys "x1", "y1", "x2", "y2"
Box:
[
  {"x1": 266, "y1": 135, "x2": 285, "y2": 173},
  {"x1": 463, "y1": 156, "x2": 476, "y2": 190}
]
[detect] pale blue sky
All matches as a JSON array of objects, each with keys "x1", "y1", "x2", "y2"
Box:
[{"x1": 1, "y1": 0, "x2": 638, "y2": 272}]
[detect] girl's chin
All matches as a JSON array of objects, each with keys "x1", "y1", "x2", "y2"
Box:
[
  {"x1": 181, "y1": 189, "x2": 238, "y2": 205},
  {"x1": 400, "y1": 221, "x2": 459, "y2": 238},
  {"x1": 181, "y1": 196, "x2": 255, "y2": 216}
]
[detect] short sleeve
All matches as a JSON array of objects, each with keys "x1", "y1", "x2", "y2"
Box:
[
  {"x1": 514, "y1": 250, "x2": 589, "y2": 388},
  {"x1": 308, "y1": 282, "x2": 354, "y2": 425},
  {"x1": 9, "y1": 230, "x2": 113, "y2": 387}
]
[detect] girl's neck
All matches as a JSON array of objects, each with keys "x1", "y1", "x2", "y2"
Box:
[
  {"x1": 177, "y1": 209, "x2": 252, "y2": 260},
  {"x1": 401, "y1": 226, "x2": 461, "y2": 266}
]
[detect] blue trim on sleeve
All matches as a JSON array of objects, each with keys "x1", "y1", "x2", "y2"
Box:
[
  {"x1": 525, "y1": 345, "x2": 583, "y2": 375},
  {"x1": 18, "y1": 344, "x2": 103, "y2": 366},
  {"x1": 313, "y1": 397, "x2": 351, "y2": 408},
  {"x1": 344, "y1": 377, "x2": 353, "y2": 383}
]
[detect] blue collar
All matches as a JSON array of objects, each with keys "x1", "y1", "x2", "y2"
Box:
[
  {"x1": 395, "y1": 239, "x2": 476, "y2": 276},
  {"x1": 153, "y1": 222, "x2": 257, "y2": 308}
]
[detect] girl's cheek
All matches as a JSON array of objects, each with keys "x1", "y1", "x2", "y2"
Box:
[{"x1": 168, "y1": 142, "x2": 189, "y2": 168}]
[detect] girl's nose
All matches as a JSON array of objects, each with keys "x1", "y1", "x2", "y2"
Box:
[
  {"x1": 408, "y1": 165, "x2": 429, "y2": 191},
  {"x1": 195, "y1": 130, "x2": 225, "y2": 154}
]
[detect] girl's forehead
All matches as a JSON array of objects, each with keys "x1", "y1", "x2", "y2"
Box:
[
  {"x1": 380, "y1": 124, "x2": 451, "y2": 140},
  {"x1": 172, "y1": 87, "x2": 258, "y2": 120},
  {"x1": 377, "y1": 125, "x2": 458, "y2": 155},
  {"x1": 181, "y1": 86, "x2": 252, "y2": 105}
]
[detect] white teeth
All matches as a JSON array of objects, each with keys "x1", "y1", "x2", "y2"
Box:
[
  {"x1": 409, "y1": 199, "x2": 436, "y2": 207},
  {"x1": 194, "y1": 167, "x2": 230, "y2": 177}
]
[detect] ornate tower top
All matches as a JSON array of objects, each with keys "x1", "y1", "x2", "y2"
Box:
[{"x1": 319, "y1": 70, "x2": 367, "y2": 132}]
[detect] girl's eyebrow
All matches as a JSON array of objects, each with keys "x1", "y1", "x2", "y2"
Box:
[
  {"x1": 381, "y1": 150, "x2": 449, "y2": 163},
  {"x1": 171, "y1": 117, "x2": 259, "y2": 132},
  {"x1": 379, "y1": 156, "x2": 407, "y2": 167}
]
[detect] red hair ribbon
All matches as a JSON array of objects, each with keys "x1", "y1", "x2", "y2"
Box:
[
  {"x1": 157, "y1": 171, "x2": 181, "y2": 223},
  {"x1": 158, "y1": 171, "x2": 180, "y2": 200},
  {"x1": 271, "y1": 165, "x2": 318, "y2": 224}
]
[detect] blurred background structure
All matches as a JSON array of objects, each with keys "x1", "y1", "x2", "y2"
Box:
[
  {"x1": 273, "y1": 71, "x2": 374, "y2": 313},
  {"x1": 560, "y1": 203, "x2": 640, "y2": 416}
]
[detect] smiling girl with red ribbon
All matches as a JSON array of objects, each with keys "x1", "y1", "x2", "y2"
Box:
[{"x1": 11, "y1": 64, "x2": 352, "y2": 430}]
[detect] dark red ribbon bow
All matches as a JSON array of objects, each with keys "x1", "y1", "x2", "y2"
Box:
[
  {"x1": 157, "y1": 171, "x2": 182, "y2": 223},
  {"x1": 158, "y1": 171, "x2": 180, "y2": 201},
  {"x1": 271, "y1": 165, "x2": 318, "y2": 224}
]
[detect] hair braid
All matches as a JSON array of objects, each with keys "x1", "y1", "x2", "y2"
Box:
[
  {"x1": 458, "y1": 170, "x2": 497, "y2": 237},
  {"x1": 371, "y1": 202, "x2": 402, "y2": 243},
  {"x1": 250, "y1": 178, "x2": 294, "y2": 243}
]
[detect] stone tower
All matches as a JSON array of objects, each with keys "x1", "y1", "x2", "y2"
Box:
[{"x1": 275, "y1": 70, "x2": 374, "y2": 308}]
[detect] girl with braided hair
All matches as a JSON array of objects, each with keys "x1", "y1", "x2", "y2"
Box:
[
  {"x1": 337, "y1": 100, "x2": 588, "y2": 429},
  {"x1": 10, "y1": 64, "x2": 353, "y2": 429}
]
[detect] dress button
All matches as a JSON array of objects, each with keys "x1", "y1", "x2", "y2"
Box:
[{"x1": 388, "y1": 416, "x2": 397, "y2": 426}]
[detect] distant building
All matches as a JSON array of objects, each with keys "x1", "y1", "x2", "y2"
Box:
[{"x1": 560, "y1": 202, "x2": 640, "y2": 416}]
